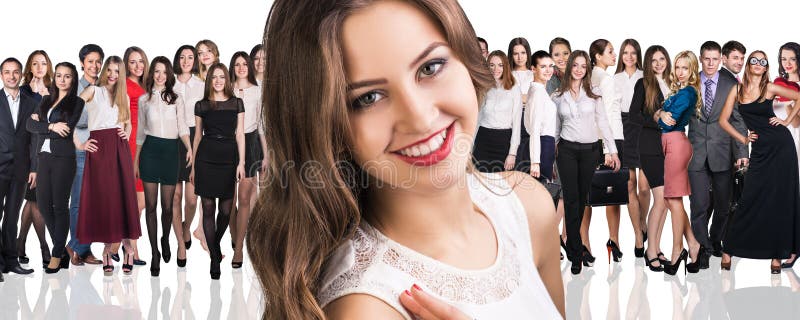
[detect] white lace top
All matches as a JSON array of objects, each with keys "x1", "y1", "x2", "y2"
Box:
[{"x1": 317, "y1": 173, "x2": 563, "y2": 319}]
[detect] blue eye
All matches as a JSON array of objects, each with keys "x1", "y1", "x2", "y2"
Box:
[
  {"x1": 351, "y1": 91, "x2": 385, "y2": 110},
  {"x1": 418, "y1": 59, "x2": 446, "y2": 79}
]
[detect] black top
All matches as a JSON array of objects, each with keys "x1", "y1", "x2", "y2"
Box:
[
  {"x1": 27, "y1": 96, "x2": 85, "y2": 158},
  {"x1": 20, "y1": 85, "x2": 43, "y2": 103},
  {"x1": 195, "y1": 97, "x2": 244, "y2": 139}
]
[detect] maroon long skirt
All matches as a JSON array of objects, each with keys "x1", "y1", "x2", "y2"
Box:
[{"x1": 77, "y1": 128, "x2": 142, "y2": 243}]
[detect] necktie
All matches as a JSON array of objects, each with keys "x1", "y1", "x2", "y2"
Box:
[{"x1": 704, "y1": 79, "x2": 714, "y2": 117}]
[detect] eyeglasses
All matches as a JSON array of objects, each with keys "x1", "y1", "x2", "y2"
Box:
[{"x1": 749, "y1": 57, "x2": 768, "y2": 66}]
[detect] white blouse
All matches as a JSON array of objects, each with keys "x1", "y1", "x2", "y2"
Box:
[
  {"x1": 174, "y1": 75, "x2": 204, "y2": 128},
  {"x1": 136, "y1": 91, "x2": 190, "y2": 145},
  {"x1": 317, "y1": 173, "x2": 563, "y2": 320},
  {"x1": 553, "y1": 87, "x2": 617, "y2": 154},
  {"x1": 85, "y1": 86, "x2": 121, "y2": 131},
  {"x1": 233, "y1": 85, "x2": 264, "y2": 134},
  {"x1": 525, "y1": 82, "x2": 557, "y2": 163},
  {"x1": 512, "y1": 70, "x2": 534, "y2": 97},
  {"x1": 613, "y1": 69, "x2": 643, "y2": 113},
  {"x1": 478, "y1": 84, "x2": 523, "y2": 155},
  {"x1": 590, "y1": 66, "x2": 624, "y2": 141}
]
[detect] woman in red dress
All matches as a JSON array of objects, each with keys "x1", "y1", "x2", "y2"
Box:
[{"x1": 121, "y1": 46, "x2": 149, "y2": 266}]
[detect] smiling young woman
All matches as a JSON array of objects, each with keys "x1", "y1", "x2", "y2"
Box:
[{"x1": 246, "y1": 0, "x2": 565, "y2": 319}]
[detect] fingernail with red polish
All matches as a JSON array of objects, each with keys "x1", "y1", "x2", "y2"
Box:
[
  {"x1": 404, "y1": 290, "x2": 411, "y2": 296},
  {"x1": 412, "y1": 284, "x2": 421, "y2": 291}
]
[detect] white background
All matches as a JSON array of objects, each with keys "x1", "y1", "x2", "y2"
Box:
[{"x1": 2, "y1": 0, "x2": 798, "y2": 319}]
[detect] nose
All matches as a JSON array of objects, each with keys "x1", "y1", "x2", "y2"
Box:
[{"x1": 392, "y1": 84, "x2": 438, "y2": 134}]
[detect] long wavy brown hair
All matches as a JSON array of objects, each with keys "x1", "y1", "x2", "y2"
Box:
[
  {"x1": 642, "y1": 45, "x2": 672, "y2": 116},
  {"x1": 556, "y1": 50, "x2": 599, "y2": 99},
  {"x1": 246, "y1": 0, "x2": 493, "y2": 319},
  {"x1": 739, "y1": 50, "x2": 771, "y2": 103},
  {"x1": 488, "y1": 50, "x2": 515, "y2": 90}
]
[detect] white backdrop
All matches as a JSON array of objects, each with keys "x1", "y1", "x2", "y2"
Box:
[{"x1": 3, "y1": 1, "x2": 797, "y2": 319}]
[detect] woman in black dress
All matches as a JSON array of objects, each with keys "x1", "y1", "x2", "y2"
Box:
[
  {"x1": 629, "y1": 45, "x2": 672, "y2": 271},
  {"x1": 190, "y1": 63, "x2": 245, "y2": 280},
  {"x1": 719, "y1": 50, "x2": 800, "y2": 274}
]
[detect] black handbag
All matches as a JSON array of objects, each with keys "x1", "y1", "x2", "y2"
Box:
[
  {"x1": 588, "y1": 165, "x2": 629, "y2": 207},
  {"x1": 538, "y1": 177, "x2": 561, "y2": 206},
  {"x1": 729, "y1": 166, "x2": 746, "y2": 214}
]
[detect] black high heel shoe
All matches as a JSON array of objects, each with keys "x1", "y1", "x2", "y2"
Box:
[
  {"x1": 781, "y1": 255, "x2": 798, "y2": 269},
  {"x1": 185, "y1": 240, "x2": 192, "y2": 250},
  {"x1": 606, "y1": 239, "x2": 623, "y2": 263},
  {"x1": 582, "y1": 245, "x2": 596, "y2": 266},
  {"x1": 634, "y1": 247, "x2": 645, "y2": 258},
  {"x1": 151, "y1": 253, "x2": 161, "y2": 277},
  {"x1": 122, "y1": 246, "x2": 147, "y2": 266},
  {"x1": 645, "y1": 253, "x2": 664, "y2": 272},
  {"x1": 161, "y1": 237, "x2": 171, "y2": 263},
  {"x1": 657, "y1": 252, "x2": 670, "y2": 266},
  {"x1": 570, "y1": 255, "x2": 582, "y2": 275},
  {"x1": 103, "y1": 253, "x2": 114, "y2": 276},
  {"x1": 177, "y1": 258, "x2": 187, "y2": 268},
  {"x1": 123, "y1": 252, "x2": 134, "y2": 275},
  {"x1": 664, "y1": 249, "x2": 688, "y2": 276}
]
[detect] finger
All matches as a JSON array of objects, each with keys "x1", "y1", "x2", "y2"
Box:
[
  {"x1": 399, "y1": 290, "x2": 438, "y2": 320},
  {"x1": 410, "y1": 286, "x2": 464, "y2": 320}
]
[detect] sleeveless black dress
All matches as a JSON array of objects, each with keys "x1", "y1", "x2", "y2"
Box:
[{"x1": 723, "y1": 98, "x2": 800, "y2": 259}]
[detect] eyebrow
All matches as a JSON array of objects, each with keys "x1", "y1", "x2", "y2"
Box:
[{"x1": 347, "y1": 42, "x2": 447, "y2": 92}]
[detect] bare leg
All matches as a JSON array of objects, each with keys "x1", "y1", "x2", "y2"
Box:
[
  {"x1": 637, "y1": 170, "x2": 651, "y2": 237},
  {"x1": 625, "y1": 169, "x2": 642, "y2": 248},
  {"x1": 606, "y1": 204, "x2": 621, "y2": 244},
  {"x1": 646, "y1": 186, "x2": 667, "y2": 266},
  {"x1": 580, "y1": 206, "x2": 592, "y2": 254}
]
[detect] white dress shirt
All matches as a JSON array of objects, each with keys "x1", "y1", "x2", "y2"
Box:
[
  {"x1": 478, "y1": 84, "x2": 523, "y2": 155},
  {"x1": 233, "y1": 85, "x2": 264, "y2": 134},
  {"x1": 591, "y1": 66, "x2": 624, "y2": 143},
  {"x1": 136, "y1": 91, "x2": 190, "y2": 145},
  {"x1": 512, "y1": 70, "x2": 534, "y2": 96},
  {"x1": 6, "y1": 91, "x2": 20, "y2": 129},
  {"x1": 40, "y1": 107, "x2": 55, "y2": 153},
  {"x1": 613, "y1": 69, "x2": 643, "y2": 113},
  {"x1": 525, "y1": 82, "x2": 557, "y2": 163},
  {"x1": 174, "y1": 75, "x2": 204, "y2": 128},
  {"x1": 553, "y1": 86, "x2": 617, "y2": 154}
]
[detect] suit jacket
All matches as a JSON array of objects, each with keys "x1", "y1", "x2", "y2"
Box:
[
  {"x1": 687, "y1": 69, "x2": 748, "y2": 172},
  {"x1": 26, "y1": 96, "x2": 85, "y2": 160},
  {"x1": 0, "y1": 89, "x2": 36, "y2": 182}
]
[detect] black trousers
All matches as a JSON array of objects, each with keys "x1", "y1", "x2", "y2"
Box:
[
  {"x1": 0, "y1": 177, "x2": 26, "y2": 270},
  {"x1": 688, "y1": 160, "x2": 732, "y2": 251},
  {"x1": 556, "y1": 140, "x2": 601, "y2": 262},
  {"x1": 36, "y1": 153, "x2": 76, "y2": 259}
]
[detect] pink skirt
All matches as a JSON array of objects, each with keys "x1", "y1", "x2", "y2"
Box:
[
  {"x1": 77, "y1": 128, "x2": 142, "y2": 243},
  {"x1": 662, "y1": 131, "x2": 692, "y2": 198}
]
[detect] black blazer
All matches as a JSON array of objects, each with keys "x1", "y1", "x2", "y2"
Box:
[
  {"x1": 0, "y1": 89, "x2": 37, "y2": 181},
  {"x1": 629, "y1": 78, "x2": 666, "y2": 156},
  {"x1": 27, "y1": 95, "x2": 85, "y2": 160}
]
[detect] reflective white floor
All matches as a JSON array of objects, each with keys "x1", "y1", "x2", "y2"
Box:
[{"x1": 3, "y1": 205, "x2": 800, "y2": 319}]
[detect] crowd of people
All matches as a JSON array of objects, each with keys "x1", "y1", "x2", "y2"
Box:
[
  {"x1": 473, "y1": 35, "x2": 800, "y2": 277},
  {"x1": 0, "y1": 40, "x2": 267, "y2": 282}
]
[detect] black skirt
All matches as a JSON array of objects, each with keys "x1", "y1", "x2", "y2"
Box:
[
  {"x1": 516, "y1": 136, "x2": 556, "y2": 180},
  {"x1": 472, "y1": 127, "x2": 511, "y2": 173},
  {"x1": 194, "y1": 136, "x2": 238, "y2": 199},
  {"x1": 139, "y1": 135, "x2": 179, "y2": 185},
  {"x1": 621, "y1": 112, "x2": 641, "y2": 168},
  {"x1": 244, "y1": 130, "x2": 264, "y2": 178},
  {"x1": 24, "y1": 186, "x2": 36, "y2": 201},
  {"x1": 177, "y1": 126, "x2": 195, "y2": 182}
]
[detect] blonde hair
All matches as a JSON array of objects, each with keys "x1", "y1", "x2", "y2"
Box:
[
  {"x1": 98, "y1": 56, "x2": 131, "y2": 123},
  {"x1": 668, "y1": 50, "x2": 703, "y2": 118}
]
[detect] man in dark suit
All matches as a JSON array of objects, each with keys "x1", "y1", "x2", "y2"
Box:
[
  {"x1": 688, "y1": 41, "x2": 749, "y2": 267},
  {"x1": 0, "y1": 57, "x2": 37, "y2": 279}
]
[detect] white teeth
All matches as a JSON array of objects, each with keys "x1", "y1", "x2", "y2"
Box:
[
  {"x1": 419, "y1": 144, "x2": 430, "y2": 156},
  {"x1": 398, "y1": 128, "x2": 448, "y2": 157},
  {"x1": 411, "y1": 146, "x2": 422, "y2": 157}
]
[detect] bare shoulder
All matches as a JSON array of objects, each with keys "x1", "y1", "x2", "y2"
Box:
[
  {"x1": 501, "y1": 171, "x2": 557, "y2": 223},
  {"x1": 324, "y1": 293, "x2": 405, "y2": 320},
  {"x1": 79, "y1": 85, "x2": 95, "y2": 102}
]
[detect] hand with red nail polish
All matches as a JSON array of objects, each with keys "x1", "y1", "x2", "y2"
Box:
[{"x1": 399, "y1": 284, "x2": 473, "y2": 320}]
